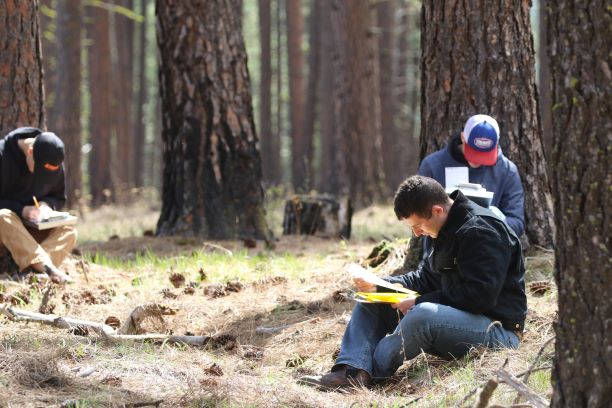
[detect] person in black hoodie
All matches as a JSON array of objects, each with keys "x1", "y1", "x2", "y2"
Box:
[
  {"x1": 0, "y1": 127, "x2": 76, "y2": 283},
  {"x1": 300, "y1": 176, "x2": 526, "y2": 390}
]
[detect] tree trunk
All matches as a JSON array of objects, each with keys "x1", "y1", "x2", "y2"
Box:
[
  {"x1": 537, "y1": 0, "x2": 553, "y2": 176},
  {"x1": 39, "y1": 0, "x2": 57, "y2": 131},
  {"x1": 275, "y1": 0, "x2": 284, "y2": 185},
  {"x1": 286, "y1": 0, "x2": 306, "y2": 191},
  {"x1": 376, "y1": 0, "x2": 397, "y2": 195},
  {"x1": 548, "y1": 2, "x2": 611, "y2": 407},
  {"x1": 329, "y1": 0, "x2": 385, "y2": 207},
  {"x1": 301, "y1": 0, "x2": 321, "y2": 192},
  {"x1": 87, "y1": 4, "x2": 114, "y2": 207},
  {"x1": 258, "y1": 0, "x2": 279, "y2": 186},
  {"x1": 420, "y1": 1, "x2": 554, "y2": 248},
  {"x1": 316, "y1": 0, "x2": 336, "y2": 193},
  {"x1": 113, "y1": 0, "x2": 135, "y2": 191},
  {"x1": 0, "y1": 0, "x2": 46, "y2": 136},
  {"x1": 53, "y1": 0, "x2": 82, "y2": 209},
  {"x1": 133, "y1": 0, "x2": 148, "y2": 188},
  {"x1": 156, "y1": 0, "x2": 269, "y2": 240}
]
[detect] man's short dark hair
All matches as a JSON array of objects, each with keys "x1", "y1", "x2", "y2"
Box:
[{"x1": 394, "y1": 176, "x2": 450, "y2": 220}]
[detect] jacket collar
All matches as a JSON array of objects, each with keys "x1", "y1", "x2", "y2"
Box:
[{"x1": 437, "y1": 190, "x2": 472, "y2": 239}]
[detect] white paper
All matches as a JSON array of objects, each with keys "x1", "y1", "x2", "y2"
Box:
[
  {"x1": 347, "y1": 263, "x2": 415, "y2": 294},
  {"x1": 444, "y1": 167, "x2": 469, "y2": 190}
]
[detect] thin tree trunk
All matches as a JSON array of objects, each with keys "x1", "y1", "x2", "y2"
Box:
[
  {"x1": 87, "y1": 4, "x2": 114, "y2": 207},
  {"x1": 133, "y1": 0, "x2": 148, "y2": 188},
  {"x1": 39, "y1": 0, "x2": 56, "y2": 131},
  {"x1": 420, "y1": 1, "x2": 554, "y2": 248},
  {"x1": 113, "y1": 0, "x2": 135, "y2": 190},
  {"x1": 53, "y1": 0, "x2": 82, "y2": 209},
  {"x1": 316, "y1": 0, "x2": 335, "y2": 193},
  {"x1": 537, "y1": 0, "x2": 553, "y2": 176},
  {"x1": 286, "y1": 0, "x2": 306, "y2": 191},
  {"x1": 329, "y1": 0, "x2": 385, "y2": 207},
  {"x1": 275, "y1": 0, "x2": 284, "y2": 184},
  {"x1": 376, "y1": 0, "x2": 396, "y2": 194},
  {"x1": 156, "y1": 0, "x2": 269, "y2": 240},
  {"x1": 0, "y1": 0, "x2": 46, "y2": 135},
  {"x1": 258, "y1": 0, "x2": 279, "y2": 186},
  {"x1": 301, "y1": 0, "x2": 321, "y2": 191},
  {"x1": 549, "y1": 2, "x2": 611, "y2": 407}
]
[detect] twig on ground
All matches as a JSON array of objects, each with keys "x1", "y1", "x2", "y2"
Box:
[
  {"x1": 255, "y1": 317, "x2": 319, "y2": 335},
  {"x1": 473, "y1": 378, "x2": 498, "y2": 408},
  {"x1": 117, "y1": 303, "x2": 178, "y2": 335},
  {"x1": 202, "y1": 242, "x2": 233, "y2": 256},
  {"x1": 513, "y1": 336, "x2": 554, "y2": 404},
  {"x1": 38, "y1": 283, "x2": 55, "y2": 314},
  {"x1": 126, "y1": 400, "x2": 164, "y2": 408},
  {"x1": 496, "y1": 367, "x2": 549, "y2": 408},
  {"x1": 78, "y1": 257, "x2": 89, "y2": 283},
  {"x1": 105, "y1": 334, "x2": 210, "y2": 346},
  {"x1": 0, "y1": 304, "x2": 115, "y2": 335}
]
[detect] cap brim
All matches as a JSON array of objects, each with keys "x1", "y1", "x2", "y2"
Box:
[{"x1": 464, "y1": 144, "x2": 498, "y2": 166}]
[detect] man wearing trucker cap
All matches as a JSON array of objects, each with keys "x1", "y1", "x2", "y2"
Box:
[{"x1": 418, "y1": 114, "x2": 525, "y2": 237}]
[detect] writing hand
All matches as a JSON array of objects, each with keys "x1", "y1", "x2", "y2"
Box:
[
  {"x1": 390, "y1": 297, "x2": 416, "y2": 315},
  {"x1": 353, "y1": 277, "x2": 376, "y2": 292},
  {"x1": 22, "y1": 205, "x2": 42, "y2": 222}
]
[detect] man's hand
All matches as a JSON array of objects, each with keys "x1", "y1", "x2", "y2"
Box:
[
  {"x1": 391, "y1": 297, "x2": 416, "y2": 314},
  {"x1": 22, "y1": 205, "x2": 42, "y2": 222},
  {"x1": 353, "y1": 277, "x2": 376, "y2": 292}
]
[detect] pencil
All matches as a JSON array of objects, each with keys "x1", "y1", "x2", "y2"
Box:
[{"x1": 33, "y1": 196, "x2": 40, "y2": 209}]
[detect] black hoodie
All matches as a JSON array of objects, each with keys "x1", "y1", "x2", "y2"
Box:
[{"x1": 0, "y1": 127, "x2": 66, "y2": 216}]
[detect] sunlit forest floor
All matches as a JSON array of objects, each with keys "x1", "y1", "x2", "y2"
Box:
[{"x1": 0, "y1": 191, "x2": 556, "y2": 407}]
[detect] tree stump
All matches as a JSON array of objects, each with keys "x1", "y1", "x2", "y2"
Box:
[{"x1": 282, "y1": 195, "x2": 352, "y2": 239}]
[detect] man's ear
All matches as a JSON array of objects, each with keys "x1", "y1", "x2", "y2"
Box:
[
  {"x1": 432, "y1": 205, "x2": 445, "y2": 216},
  {"x1": 460, "y1": 131, "x2": 466, "y2": 144},
  {"x1": 27, "y1": 146, "x2": 34, "y2": 156}
]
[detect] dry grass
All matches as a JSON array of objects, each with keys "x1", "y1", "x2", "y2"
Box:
[{"x1": 0, "y1": 196, "x2": 557, "y2": 407}]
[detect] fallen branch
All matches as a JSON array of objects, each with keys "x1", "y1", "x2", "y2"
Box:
[
  {"x1": 496, "y1": 368, "x2": 549, "y2": 408},
  {"x1": 473, "y1": 378, "x2": 498, "y2": 408},
  {"x1": 117, "y1": 303, "x2": 178, "y2": 335},
  {"x1": 105, "y1": 334, "x2": 211, "y2": 346},
  {"x1": 513, "y1": 336, "x2": 554, "y2": 405},
  {"x1": 255, "y1": 317, "x2": 319, "y2": 335},
  {"x1": 0, "y1": 304, "x2": 115, "y2": 335}
]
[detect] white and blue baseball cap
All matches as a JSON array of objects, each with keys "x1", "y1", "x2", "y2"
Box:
[{"x1": 462, "y1": 114, "x2": 500, "y2": 166}]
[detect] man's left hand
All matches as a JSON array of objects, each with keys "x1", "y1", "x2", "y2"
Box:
[{"x1": 391, "y1": 297, "x2": 416, "y2": 315}]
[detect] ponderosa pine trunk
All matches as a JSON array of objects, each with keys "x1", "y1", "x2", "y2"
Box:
[
  {"x1": 376, "y1": 0, "x2": 397, "y2": 195},
  {"x1": 329, "y1": 0, "x2": 385, "y2": 207},
  {"x1": 420, "y1": 1, "x2": 554, "y2": 248},
  {"x1": 114, "y1": 0, "x2": 135, "y2": 190},
  {"x1": 258, "y1": 0, "x2": 280, "y2": 186},
  {"x1": 286, "y1": 0, "x2": 306, "y2": 191},
  {"x1": 87, "y1": 4, "x2": 114, "y2": 207},
  {"x1": 40, "y1": 0, "x2": 56, "y2": 131},
  {"x1": 133, "y1": 0, "x2": 148, "y2": 188},
  {"x1": 0, "y1": 0, "x2": 45, "y2": 136},
  {"x1": 156, "y1": 0, "x2": 269, "y2": 240},
  {"x1": 53, "y1": 0, "x2": 82, "y2": 209},
  {"x1": 548, "y1": 2, "x2": 611, "y2": 407},
  {"x1": 301, "y1": 0, "x2": 321, "y2": 192}
]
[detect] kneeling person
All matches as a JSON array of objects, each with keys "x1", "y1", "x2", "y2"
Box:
[
  {"x1": 301, "y1": 175, "x2": 526, "y2": 389},
  {"x1": 0, "y1": 127, "x2": 76, "y2": 283}
]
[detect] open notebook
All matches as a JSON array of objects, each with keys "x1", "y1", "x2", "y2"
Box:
[{"x1": 23, "y1": 211, "x2": 78, "y2": 230}]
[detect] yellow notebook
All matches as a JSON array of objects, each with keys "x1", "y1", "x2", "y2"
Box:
[{"x1": 353, "y1": 291, "x2": 418, "y2": 304}]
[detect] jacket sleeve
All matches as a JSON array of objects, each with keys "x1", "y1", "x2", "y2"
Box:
[
  {"x1": 40, "y1": 166, "x2": 67, "y2": 210},
  {"x1": 383, "y1": 254, "x2": 441, "y2": 295},
  {"x1": 415, "y1": 223, "x2": 512, "y2": 313},
  {"x1": 0, "y1": 157, "x2": 25, "y2": 216},
  {"x1": 497, "y1": 163, "x2": 525, "y2": 237}
]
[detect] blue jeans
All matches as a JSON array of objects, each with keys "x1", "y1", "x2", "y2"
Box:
[{"x1": 334, "y1": 302, "x2": 520, "y2": 379}]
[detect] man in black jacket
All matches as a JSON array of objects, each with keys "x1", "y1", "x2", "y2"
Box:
[
  {"x1": 0, "y1": 127, "x2": 76, "y2": 283},
  {"x1": 300, "y1": 175, "x2": 526, "y2": 389}
]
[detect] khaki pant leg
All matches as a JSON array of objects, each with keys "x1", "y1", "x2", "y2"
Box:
[
  {"x1": 0, "y1": 209, "x2": 52, "y2": 270},
  {"x1": 29, "y1": 225, "x2": 78, "y2": 268}
]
